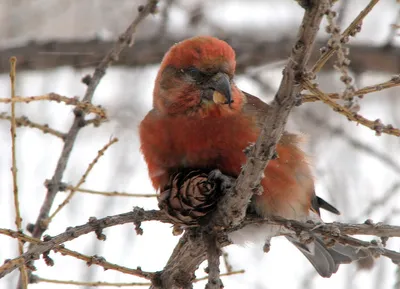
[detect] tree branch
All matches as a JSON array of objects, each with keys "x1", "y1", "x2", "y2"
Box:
[
  {"x1": 0, "y1": 229, "x2": 155, "y2": 279},
  {"x1": 0, "y1": 93, "x2": 107, "y2": 119},
  {"x1": 240, "y1": 216, "x2": 400, "y2": 264},
  {"x1": 47, "y1": 137, "x2": 118, "y2": 223},
  {"x1": 303, "y1": 79, "x2": 400, "y2": 136},
  {"x1": 2, "y1": 208, "x2": 400, "y2": 281},
  {"x1": 29, "y1": 0, "x2": 158, "y2": 244},
  {"x1": 217, "y1": 0, "x2": 331, "y2": 228},
  {"x1": 9, "y1": 56, "x2": 28, "y2": 289},
  {"x1": 240, "y1": 216, "x2": 400, "y2": 238},
  {"x1": 302, "y1": 75, "x2": 400, "y2": 103},
  {"x1": 30, "y1": 270, "x2": 244, "y2": 287},
  {"x1": 1, "y1": 38, "x2": 398, "y2": 75},
  {"x1": 150, "y1": 229, "x2": 230, "y2": 289},
  {"x1": 205, "y1": 232, "x2": 222, "y2": 289},
  {"x1": 0, "y1": 208, "x2": 168, "y2": 279},
  {"x1": 312, "y1": 0, "x2": 380, "y2": 74}
]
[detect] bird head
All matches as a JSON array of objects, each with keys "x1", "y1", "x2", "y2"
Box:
[{"x1": 153, "y1": 36, "x2": 240, "y2": 115}]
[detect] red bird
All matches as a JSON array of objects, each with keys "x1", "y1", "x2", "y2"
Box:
[{"x1": 139, "y1": 36, "x2": 363, "y2": 277}]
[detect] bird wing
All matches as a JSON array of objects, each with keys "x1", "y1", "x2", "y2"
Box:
[
  {"x1": 241, "y1": 90, "x2": 271, "y2": 129},
  {"x1": 242, "y1": 90, "x2": 341, "y2": 216}
]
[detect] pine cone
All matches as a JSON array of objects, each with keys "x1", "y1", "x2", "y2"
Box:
[{"x1": 158, "y1": 170, "x2": 224, "y2": 226}]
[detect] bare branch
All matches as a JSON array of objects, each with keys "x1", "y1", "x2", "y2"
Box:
[
  {"x1": 30, "y1": 277, "x2": 151, "y2": 287},
  {"x1": 0, "y1": 229, "x2": 154, "y2": 279},
  {"x1": 325, "y1": 5, "x2": 357, "y2": 108},
  {"x1": 61, "y1": 186, "x2": 158, "y2": 198},
  {"x1": 0, "y1": 208, "x2": 168, "y2": 279},
  {"x1": 303, "y1": 79, "x2": 400, "y2": 136},
  {"x1": 2, "y1": 208, "x2": 400, "y2": 281},
  {"x1": 84, "y1": 117, "x2": 108, "y2": 128},
  {"x1": 0, "y1": 113, "x2": 65, "y2": 139},
  {"x1": 1, "y1": 39, "x2": 399, "y2": 75},
  {"x1": 239, "y1": 216, "x2": 400, "y2": 238},
  {"x1": 302, "y1": 75, "x2": 400, "y2": 102},
  {"x1": 29, "y1": 0, "x2": 159, "y2": 244},
  {"x1": 240, "y1": 216, "x2": 400, "y2": 264},
  {"x1": 312, "y1": 0, "x2": 380, "y2": 73},
  {"x1": 150, "y1": 229, "x2": 230, "y2": 289},
  {"x1": 221, "y1": 251, "x2": 233, "y2": 274},
  {"x1": 0, "y1": 93, "x2": 107, "y2": 119},
  {"x1": 205, "y1": 232, "x2": 222, "y2": 289},
  {"x1": 9, "y1": 57, "x2": 28, "y2": 289},
  {"x1": 30, "y1": 270, "x2": 245, "y2": 287},
  {"x1": 217, "y1": 0, "x2": 330, "y2": 228},
  {"x1": 47, "y1": 137, "x2": 118, "y2": 222}
]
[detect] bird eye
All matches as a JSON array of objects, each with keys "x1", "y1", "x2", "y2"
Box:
[{"x1": 186, "y1": 67, "x2": 205, "y2": 80}]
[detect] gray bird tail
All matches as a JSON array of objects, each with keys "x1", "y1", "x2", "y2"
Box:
[{"x1": 287, "y1": 236, "x2": 369, "y2": 277}]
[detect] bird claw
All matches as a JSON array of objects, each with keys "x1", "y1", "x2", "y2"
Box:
[{"x1": 208, "y1": 169, "x2": 233, "y2": 192}]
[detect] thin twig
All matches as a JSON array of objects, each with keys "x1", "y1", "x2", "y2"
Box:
[
  {"x1": 197, "y1": 270, "x2": 245, "y2": 282},
  {"x1": 31, "y1": 270, "x2": 245, "y2": 287},
  {"x1": 0, "y1": 113, "x2": 66, "y2": 139},
  {"x1": 0, "y1": 93, "x2": 107, "y2": 119},
  {"x1": 302, "y1": 75, "x2": 400, "y2": 102},
  {"x1": 0, "y1": 229, "x2": 154, "y2": 279},
  {"x1": 1, "y1": 38, "x2": 398, "y2": 75},
  {"x1": 9, "y1": 57, "x2": 28, "y2": 289},
  {"x1": 29, "y1": 0, "x2": 159, "y2": 242},
  {"x1": 9, "y1": 58, "x2": 22, "y2": 233},
  {"x1": 47, "y1": 137, "x2": 118, "y2": 222},
  {"x1": 2, "y1": 208, "x2": 400, "y2": 279},
  {"x1": 303, "y1": 79, "x2": 400, "y2": 136},
  {"x1": 325, "y1": 5, "x2": 357, "y2": 107},
  {"x1": 239, "y1": 216, "x2": 400, "y2": 264},
  {"x1": 222, "y1": 251, "x2": 233, "y2": 274},
  {"x1": 312, "y1": 0, "x2": 380, "y2": 73},
  {"x1": 84, "y1": 117, "x2": 108, "y2": 127},
  {"x1": 63, "y1": 186, "x2": 158, "y2": 198},
  {"x1": 31, "y1": 277, "x2": 151, "y2": 287},
  {"x1": 239, "y1": 215, "x2": 400, "y2": 238},
  {"x1": 0, "y1": 225, "x2": 244, "y2": 283},
  {"x1": 205, "y1": 232, "x2": 222, "y2": 289},
  {"x1": 0, "y1": 208, "x2": 168, "y2": 279}
]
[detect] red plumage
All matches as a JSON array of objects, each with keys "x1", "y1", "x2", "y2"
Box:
[{"x1": 139, "y1": 36, "x2": 365, "y2": 277}]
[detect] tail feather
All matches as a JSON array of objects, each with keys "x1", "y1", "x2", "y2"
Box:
[
  {"x1": 316, "y1": 196, "x2": 340, "y2": 215},
  {"x1": 287, "y1": 236, "x2": 368, "y2": 278}
]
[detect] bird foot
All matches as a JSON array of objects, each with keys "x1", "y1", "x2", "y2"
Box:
[{"x1": 208, "y1": 169, "x2": 233, "y2": 192}]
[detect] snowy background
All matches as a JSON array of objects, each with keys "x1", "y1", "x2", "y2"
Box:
[{"x1": 1, "y1": 0, "x2": 400, "y2": 288}]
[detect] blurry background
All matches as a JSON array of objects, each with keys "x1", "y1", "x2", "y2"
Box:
[{"x1": 0, "y1": 0, "x2": 399, "y2": 288}]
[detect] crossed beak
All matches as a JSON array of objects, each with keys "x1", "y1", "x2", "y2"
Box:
[{"x1": 208, "y1": 72, "x2": 232, "y2": 107}]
